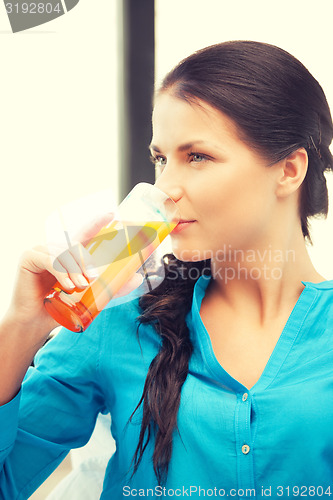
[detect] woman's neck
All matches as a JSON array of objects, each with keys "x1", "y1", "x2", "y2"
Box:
[{"x1": 207, "y1": 227, "x2": 325, "y2": 328}]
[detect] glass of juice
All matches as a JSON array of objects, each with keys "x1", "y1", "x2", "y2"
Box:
[{"x1": 44, "y1": 183, "x2": 180, "y2": 332}]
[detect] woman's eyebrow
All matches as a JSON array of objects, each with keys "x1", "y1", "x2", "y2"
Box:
[
  {"x1": 178, "y1": 141, "x2": 206, "y2": 152},
  {"x1": 149, "y1": 141, "x2": 225, "y2": 153}
]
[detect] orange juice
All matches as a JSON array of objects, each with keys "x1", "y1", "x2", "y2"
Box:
[{"x1": 44, "y1": 219, "x2": 176, "y2": 332}]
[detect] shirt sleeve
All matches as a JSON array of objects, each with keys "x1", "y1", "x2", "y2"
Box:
[{"x1": 0, "y1": 310, "x2": 108, "y2": 500}]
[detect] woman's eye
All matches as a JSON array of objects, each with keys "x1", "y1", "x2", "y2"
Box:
[
  {"x1": 150, "y1": 155, "x2": 166, "y2": 180},
  {"x1": 188, "y1": 153, "x2": 208, "y2": 163},
  {"x1": 150, "y1": 155, "x2": 167, "y2": 167}
]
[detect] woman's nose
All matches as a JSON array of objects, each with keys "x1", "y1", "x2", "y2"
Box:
[{"x1": 154, "y1": 168, "x2": 183, "y2": 204}]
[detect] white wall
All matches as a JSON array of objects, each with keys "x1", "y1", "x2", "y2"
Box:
[
  {"x1": 155, "y1": 0, "x2": 333, "y2": 280},
  {"x1": 0, "y1": 0, "x2": 119, "y2": 316}
]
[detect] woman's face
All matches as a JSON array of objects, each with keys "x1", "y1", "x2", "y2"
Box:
[{"x1": 151, "y1": 92, "x2": 279, "y2": 261}]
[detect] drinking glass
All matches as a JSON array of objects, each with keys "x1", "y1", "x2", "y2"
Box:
[{"x1": 44, "y1": 183, "x2": 180, "y2": 332}]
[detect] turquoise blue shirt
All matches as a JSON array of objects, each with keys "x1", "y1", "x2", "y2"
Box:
[{"x1": 1, "y1": 275, "x2": 333, "y2": 499}]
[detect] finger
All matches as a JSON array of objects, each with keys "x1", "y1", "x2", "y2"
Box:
[
  {"x1": 21, "y1": 248, "x2": 77, "y2": 292},
  {"x1": 55, "y1": 242, "x2": 99, "y2": 282},
  {"x1": 54, "y1": 250, "x2": 90, "y2": 290}
]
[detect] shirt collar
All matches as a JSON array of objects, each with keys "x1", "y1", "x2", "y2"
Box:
[
  {"x1": 301, "y1": 279, "x2": 333, "y2": 290},
  {"x1": 190, "y1": 275, "x2": 333, "y2": 323}
]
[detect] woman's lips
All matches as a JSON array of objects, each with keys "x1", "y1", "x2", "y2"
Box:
[{"x1": 172, "y1": 220, "x2": 196, "y2": 234}]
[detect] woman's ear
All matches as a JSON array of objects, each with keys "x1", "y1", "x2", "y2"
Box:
[{"x1": 275, "y1": 148, "x2": 308, "y2": 198}]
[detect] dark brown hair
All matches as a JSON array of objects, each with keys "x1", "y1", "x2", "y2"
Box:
[{"x1": 128, "y1": 40, "x2": 333, "y2": 484}]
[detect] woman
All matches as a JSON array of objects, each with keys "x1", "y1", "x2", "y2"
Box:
[{"x1": 1, "y1": 40, "x2": 333, "y2": 499}]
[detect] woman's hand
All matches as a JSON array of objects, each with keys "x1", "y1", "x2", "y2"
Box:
[
  {"x1": 6, "y1": 213, "x2": 142, "y2": 336},
  {"x1": 0, "y1": 212, "x2": 146, "y2": 405}
]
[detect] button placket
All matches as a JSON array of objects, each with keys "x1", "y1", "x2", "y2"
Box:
[{"x1": 235, "y1": 391, "x2": 255, "y2": 491}]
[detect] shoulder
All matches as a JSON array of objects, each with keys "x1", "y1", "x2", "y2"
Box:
[
  {"x1": 101, "y1": 294, "x2": 142, "y2": 327},
  {"x1": 302, "y1": 279, "x2": 333, "y2": 291},
  {"x1": 100, "y1": 294, "x2": 161, "y2": 355},
  {"x1": 31, "y1": 295, "x2": 142, "y2": 376},
  {"x1": 301, "y1": 279, "x2": 333, "y2": 325},
  {"x1": 302, "y1": 279, "x2": 333, "y2": 306}
]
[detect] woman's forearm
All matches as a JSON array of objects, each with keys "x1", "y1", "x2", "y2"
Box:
[{"x1": 0, "y1": 312, "x2": 52, "y2": 406}]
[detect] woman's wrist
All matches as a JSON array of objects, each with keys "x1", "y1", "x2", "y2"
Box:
[
  {"x1": 2, "y1": 306, "x2": 58, "y2": 341},
  {"x1": 0, "y1": 312, "x2": 50, "y2": 406}
]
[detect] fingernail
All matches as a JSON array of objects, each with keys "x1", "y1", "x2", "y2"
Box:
[
  {"x1": 64, "y1": 278, "x2": 75, "y2": 289},
  {"x1": 77, "y1": 275, "x2": 89, "y2": 287}
]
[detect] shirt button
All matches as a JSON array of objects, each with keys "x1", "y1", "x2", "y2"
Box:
[
  {"x1": 242, "y1": 393, "x2": 248, "y2": 401},
  {"x1": 242, "y1": 444, "x2": 250, "y2": 454}
]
